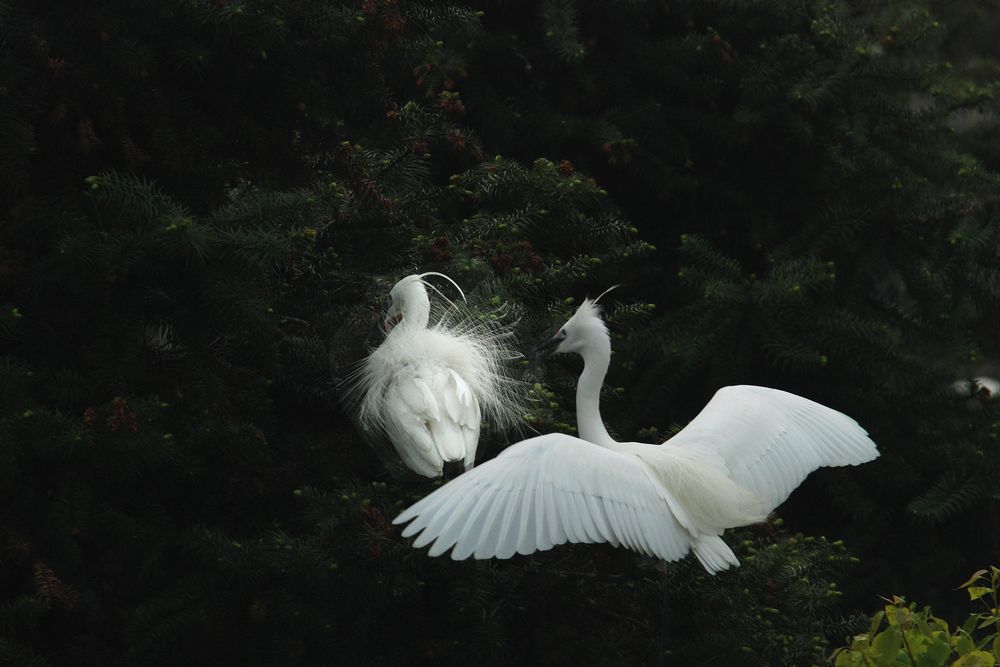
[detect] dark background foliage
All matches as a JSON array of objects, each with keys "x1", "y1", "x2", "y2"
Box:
[{"x1": 1, "y1": 0, "x2": 998, "y2": 664}]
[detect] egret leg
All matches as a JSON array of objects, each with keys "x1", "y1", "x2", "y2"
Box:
[{"x1": 442, "y1": 460, "x2": 464, "y2": 480}]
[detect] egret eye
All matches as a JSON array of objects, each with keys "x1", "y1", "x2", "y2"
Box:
[{"x1": 555, "y1": 329, "x2": 567, "y2": 341}]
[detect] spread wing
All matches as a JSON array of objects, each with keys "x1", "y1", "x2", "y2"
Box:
[
  {"x1": 384, "y1": 365, "x2": 481, "y2": 478},
  {"x1": 393, "y1": 433, "x2": 693, "y2": 562},
  {"x1": 664, "y1": 385, "x2": 879, "y2": 512}
]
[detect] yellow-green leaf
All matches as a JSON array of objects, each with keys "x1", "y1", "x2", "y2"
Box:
[
  {"x1": 952, "y1": 650, "x2": 995, "y2": 667},
  {"x1": 833, "y1": 648, "x2": 855, "y2": 667},
  {"x1": 872, "y1": 629, "x2": 902, "y2": 659},
  {"x1": 968, "y1": 587, "x2": 992, "y2": 601},
  {"x1": 959, "y1": 570, "x2": 989, "y2": 589},
  {"x1": 953, "y1": 632, "x2": 975, "y2": 655},
  {"x1": 868, "y1": 610, "x2": 886, "y2": 637},
  {"x1": 918, "y1": 636, "x2": 952, "y2": 667}
]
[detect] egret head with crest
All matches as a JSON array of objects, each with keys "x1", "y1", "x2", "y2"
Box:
[
  {"x1": 535, "y1": 285, "x2": 620, "y2": 358},
  {"x1": 383, "y1": 272, "x2": 465, "y2": 332}
]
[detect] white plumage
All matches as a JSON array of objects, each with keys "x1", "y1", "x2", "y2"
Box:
[
  {"x1": 950, "y1": 376, "x2": 1000, "y2": 400},
  {"x1": 346, "y1": 273, "x2": 523, "y2": 478},
  {"x1": 394, "y1": 432, "x2": 766, "y2": 570},
  {"x1": 394, "y1": 296, "x2": 880, "y2": 572}
]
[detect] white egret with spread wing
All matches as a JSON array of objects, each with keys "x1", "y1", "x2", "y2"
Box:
[
  {"x1": 346, "y1": 273, "x2": 524, "y2": 478},
  {"x1": 394, "y1": 293, "x2": 879, "y2": 572}
]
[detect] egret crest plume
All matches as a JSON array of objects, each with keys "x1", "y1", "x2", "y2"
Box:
[
  {"x1": 592, "y1": 283, "x2": 621, "y2": 305},
  {"x1": 418, "y1": 271, "x2": 467, "y2": 310}
]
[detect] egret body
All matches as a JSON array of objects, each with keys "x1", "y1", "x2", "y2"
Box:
[
  {"x1": 348, "y1": 274, "x2": 523, "y2": 478},
  {"x1": 394, "y1": 297, "x2": 880, "y2": 572}
]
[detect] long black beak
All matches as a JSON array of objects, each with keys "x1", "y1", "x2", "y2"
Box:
[{"x1": 529, "y1": 334, "x2": 561, "y2": 359}]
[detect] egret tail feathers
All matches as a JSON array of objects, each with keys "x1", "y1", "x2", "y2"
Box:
[{"x1": 692, "y1": 534, "x2": 739, "y2": 574}]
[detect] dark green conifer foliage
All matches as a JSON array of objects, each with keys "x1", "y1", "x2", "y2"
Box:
[
  {"x1": 0, "y1": 132, "x2": 852, "y2": 666},
  {"x1": 3, "y1": 0, "x2": 995, "y2": 663}
]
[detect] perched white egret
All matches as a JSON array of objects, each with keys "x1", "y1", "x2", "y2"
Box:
[
  {"x1": 950, "y1": 376, "x2": 1000, "y2": 400},
  {"x1": 346, "y1": 273, "x2": 524, "y2": 478},
  {"x1": 394, "y1": 295, "x2": 880, "y2": 572}
]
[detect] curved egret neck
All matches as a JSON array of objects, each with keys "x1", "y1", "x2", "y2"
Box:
[
  {"x1": 576, "y1": 335, "x2": 616, "y2": 448},
  {"x1": 395, "y1": 281, "x2": 431, "y2": 331}
]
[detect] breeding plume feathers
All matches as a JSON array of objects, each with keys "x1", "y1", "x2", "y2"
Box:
[{"x1": 344, "y1": 273, "x2": 525, "y2": 478}]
